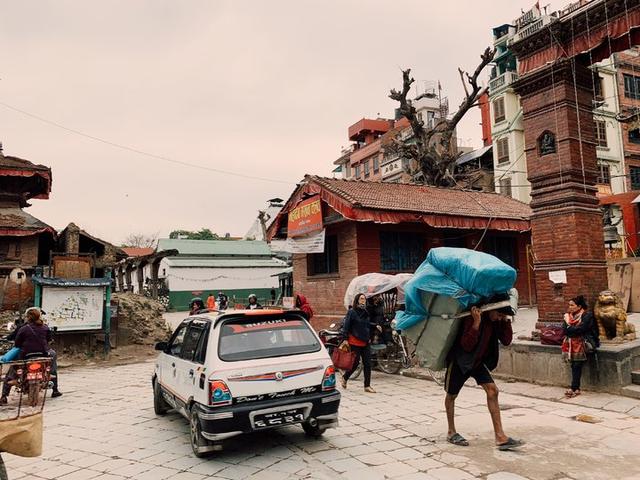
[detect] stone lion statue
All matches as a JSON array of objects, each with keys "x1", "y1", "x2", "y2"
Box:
[{"x1": 593, "y1": 290, "x2": 636, "y2": 343}]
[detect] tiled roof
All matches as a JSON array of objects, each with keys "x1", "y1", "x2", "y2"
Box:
[
  {"x1": 0, "y1": 155, "x2": 50, "y2": 172},
  {"x1": 309, "y1": 176, "x2": 531, "y2": 220},
  {"x1": 121, "y1": 247, "x2": 155, "y2": 258},
  {"x1": 0, "y1": 207, "x2": 55, "y2": 232}
]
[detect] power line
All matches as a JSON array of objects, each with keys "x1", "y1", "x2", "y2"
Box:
[{"x1": 0, "y1": 100, "x2": 295, "y2": 186}]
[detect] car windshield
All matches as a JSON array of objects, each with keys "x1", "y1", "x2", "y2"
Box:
[{"x1": 218, "y1": 316, "x2": 321, "y2": 361}]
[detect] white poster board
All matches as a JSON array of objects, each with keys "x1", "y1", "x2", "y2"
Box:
[
  {"x1": 283, "y1": 229, "x2": 325, "y2": 254},
  {"x1": 41, "y1": 286, "x2": 104, "y2": 331},
  {"x1": 548, "y1": 270, "x2": 567, "y2": 284}
]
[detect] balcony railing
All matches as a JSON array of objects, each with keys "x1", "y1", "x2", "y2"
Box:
[
  {"x1": 509, "y1": 16, "x2": 556, "y2": 45},
  {"x1": 489, "y1": 71, "x2": 519, "y2": 92}
]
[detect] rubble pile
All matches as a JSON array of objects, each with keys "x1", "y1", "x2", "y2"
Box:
[
  {"x1": 112, "y1": 293, "x2": 171, "y2": 345},
  {"x1": 0, "y1": 310, "x2": 18, "y2": 333}
]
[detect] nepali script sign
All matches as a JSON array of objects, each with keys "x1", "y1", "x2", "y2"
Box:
[{"x1": 287, "y1": 196, "x2": 322, "y2": 237}]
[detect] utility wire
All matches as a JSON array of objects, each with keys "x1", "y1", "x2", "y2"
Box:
[{"x1": 0, "y1": 100, "x2": 295, "y2": 186}]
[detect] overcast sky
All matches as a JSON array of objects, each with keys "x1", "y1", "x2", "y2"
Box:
[{"x1": 1, "y1": 1, "x2": 553, "y2": 245}]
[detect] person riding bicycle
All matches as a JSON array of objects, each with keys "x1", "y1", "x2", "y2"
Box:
[{"x1": 0, "y1": 307, "x2": 61, "y2": 404}]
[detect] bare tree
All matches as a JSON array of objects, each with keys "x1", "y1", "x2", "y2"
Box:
[
  {"x1": 122, "y1": 232, "x2": 159, "y2": 249},
  {"x1": 388, "y1": 47, "x2": 495, "y2": 187}
]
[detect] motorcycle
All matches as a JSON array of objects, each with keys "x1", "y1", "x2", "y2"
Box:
[
  {"x1": 12, "y1": 355, "x2": 52, "y2": 407},
  {"x1": 319, "y1": 319, "x2": 415, "y2": 379}
]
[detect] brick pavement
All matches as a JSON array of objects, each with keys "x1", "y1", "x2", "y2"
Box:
[{"x1": 4, "y1": 361, "x2": 640, "y2": 480}]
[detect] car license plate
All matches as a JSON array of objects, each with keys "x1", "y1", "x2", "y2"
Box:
[{"x1": 252, "y1": 408, "x2": 306, "y2": 429}]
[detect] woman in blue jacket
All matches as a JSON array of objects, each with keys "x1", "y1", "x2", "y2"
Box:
[{"x1": 340, "y1": 293, "x2": 377, "y2": 393}]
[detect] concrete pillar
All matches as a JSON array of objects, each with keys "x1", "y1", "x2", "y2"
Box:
[{"x1": 514, "y1": 59, "x2": 607, "y2": 325}]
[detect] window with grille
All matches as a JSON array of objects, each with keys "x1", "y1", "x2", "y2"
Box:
[
  {"x1": 355, "y1": 165, "x2": 361, "y2": 178},
  {"x1": 380, "y1": 232, "x2": 424, "y2": 272},
  {"x1": 631, "y1": 166, "x2": 640, "y2": 190},
  {"x1": 493, "y1": 97, "x2": 506, "y2": 123},
  {"x1": 373, "y1": 156, "x2": 379, "y2": 173},
  {"x1": 597, "y1": 163, "x2": 611, "y2": 186},
  {"x1": 624, "y1": 74, "x2": 640, "y2": 100},
  {"x1": 364, "y1": 161, "x2": 370, "y2": 178},
  {"x1": 594, "y1": 120, "x2": 608, "y2": 147},
  {"x1": 496, "y1": 138, "x2": 509, "y2": 164},
  {"x1": 499, "y1": 177, "x2": 512, "y2": 197}
]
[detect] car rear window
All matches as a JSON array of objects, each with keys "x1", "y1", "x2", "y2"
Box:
[{"x1": 218, "y1": 317, "x2": 321, "y2": 361}]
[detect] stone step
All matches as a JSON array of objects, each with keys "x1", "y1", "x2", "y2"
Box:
[
  {"x1": 632, "y1": 371, "x2": 640, "y2": 385},
  {"x1": 621, "y1": 384, "x2": 640, "y2": 400}
]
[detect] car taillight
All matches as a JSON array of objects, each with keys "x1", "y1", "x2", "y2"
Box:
[
  {"x1": 209, "y1": 380, "x2": 232, "y2": 407},
  {"x1": 322, "y1": 366, "x2": 336, "y2": 391}
]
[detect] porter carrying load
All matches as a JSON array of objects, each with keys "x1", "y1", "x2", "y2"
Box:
[{"x1": 395, "y1": 248, "x2": 518, "y2": 374}]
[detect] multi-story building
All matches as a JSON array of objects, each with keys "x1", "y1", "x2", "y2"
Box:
[
  {"x1": 334, "y1": 83, "x2": 450, "y2": 184},
  {"x1": 616, "y1": 49, "x2": 640, "y2": 191},
  {"x1": 487, "y1": 4, "x2": 557, "y2": 203},
  {"x1": 485, "y1": 6, "x2": 640, "y2": 255}
]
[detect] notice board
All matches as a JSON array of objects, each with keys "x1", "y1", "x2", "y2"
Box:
[{"x1": 41, "y1": 286, "x2": 104, "y2": 331}]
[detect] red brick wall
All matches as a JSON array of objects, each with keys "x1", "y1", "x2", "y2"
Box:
[
  {"x1": 294, "y1": 220, "x2": 533, "y2": 329},
  {"x1": 516, "y1": 62, "x2": 608, "y2": 323},
  {"x1": 0, "y1": 276, "x2": 35, "y2": 310},
  {"x1": 292, "y1": 222, "x2": 358, "y2": 330}
]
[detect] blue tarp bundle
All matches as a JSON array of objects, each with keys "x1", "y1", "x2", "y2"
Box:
[{"x1": 396, "y1": 247, "x2": 516, "y2": 330}]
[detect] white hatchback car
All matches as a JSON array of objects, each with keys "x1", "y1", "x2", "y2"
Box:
[{"x1": 152, "y1": 309, "x2": 341, "y2": 457}]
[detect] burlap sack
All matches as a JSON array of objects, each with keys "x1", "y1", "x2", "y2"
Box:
[{"x1": 0, "y1": 413, "x2": 43, "y2": 457}]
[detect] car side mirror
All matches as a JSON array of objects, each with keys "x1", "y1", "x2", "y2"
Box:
[{"x1": 155, "y1": 342, "x2": 168, "y2": 351}]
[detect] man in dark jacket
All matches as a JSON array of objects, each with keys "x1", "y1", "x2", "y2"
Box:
[{"x1": 444, "y1": 303, "x2": 523, "y2": 450}]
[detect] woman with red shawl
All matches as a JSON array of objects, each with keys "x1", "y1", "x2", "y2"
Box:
[
  {"x1": 295, "y1": 294, "x2": 314, "y2": 321},
  {"x1": 562, "y1": 295, "x2": 599, "y2": 398}
]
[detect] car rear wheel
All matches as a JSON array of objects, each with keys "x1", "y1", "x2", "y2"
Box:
[
  {"x1": 302, "y1": 421, "x2": 326, "y2": 438},
  {"x1": 190, "y1": 408, "x2": 214, "y2": 458},
  {"x1": 153, "y1": 380, "x2": 169, "y2": 415}
]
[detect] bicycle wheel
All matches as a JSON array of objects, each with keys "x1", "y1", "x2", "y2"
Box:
[
  {"x1": 377, "y1": 345, "x2": 402, "y2": 375},
  {"x1": 0, "y1": 453, "x2": 8, "y2": 480},
  {"x1": 349, "y1": 363, "x2": 363, "y2": 380}
]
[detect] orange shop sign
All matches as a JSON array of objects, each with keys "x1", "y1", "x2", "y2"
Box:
[{"x1": 287, "y1": 197, "x2": 323, "y2": 237}]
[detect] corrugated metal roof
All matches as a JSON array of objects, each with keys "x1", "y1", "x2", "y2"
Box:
[
  {"x1": 166, "y1": 258, "x2": 288, "y2": 268},
  {"x1": 455, "y1": 145, "x2": 493, "y2": 166},
  {"x1": 158, "y1": 239, "x2": 273, "y2": 256}
]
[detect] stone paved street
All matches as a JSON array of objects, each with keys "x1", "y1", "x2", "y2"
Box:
[{"x1": 5, "y1": 361, "x2": 640, "y2": 480}]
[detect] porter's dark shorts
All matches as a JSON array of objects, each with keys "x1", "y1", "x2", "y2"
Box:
[{"x1": 444, "y1": 361, "x2": 494, "y2": 395}]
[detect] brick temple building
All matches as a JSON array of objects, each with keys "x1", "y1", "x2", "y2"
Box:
[
  {"x1": 0, "y1": 146, "x2": 56, "y2": 309},
  {"x1": 268, "y1": 176, "x2": 533, "y2": 328}
]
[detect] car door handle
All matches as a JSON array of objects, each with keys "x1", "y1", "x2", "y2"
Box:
[
  {"x1": 171, "y1": 362, "x2": 175, "y2": 368},
  {"x1": 188, "y1": 369, "x2": 194, "y2": 377}
]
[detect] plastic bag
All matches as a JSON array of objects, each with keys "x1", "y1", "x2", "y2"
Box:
[
  {"x1": 397, "y1": 248, "x2": 517, "y2": 330},
  {"x1": 343, "y1": 273, "x2": 413, "y2": 310},
  {"x1": 426, "y1": 247, "x2": 516, "y2": 300}
]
